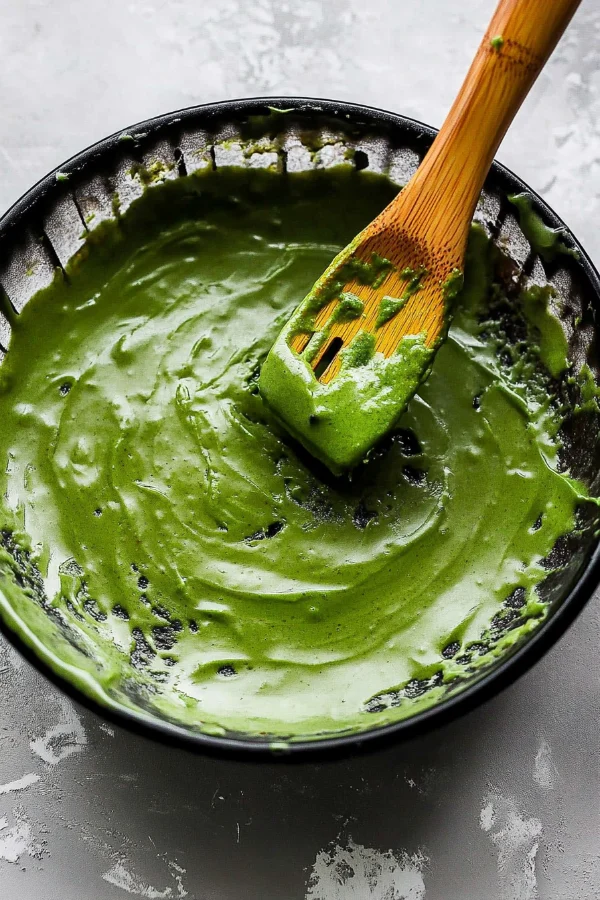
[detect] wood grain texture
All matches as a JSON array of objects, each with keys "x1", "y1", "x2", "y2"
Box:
[{"x1": 291, "y1": 0, "x2": 581, "y2": 383}]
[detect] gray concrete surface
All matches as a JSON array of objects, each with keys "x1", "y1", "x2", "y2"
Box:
[{"x1": 0, "y1": 1, "x2": 598, "y2": 898}]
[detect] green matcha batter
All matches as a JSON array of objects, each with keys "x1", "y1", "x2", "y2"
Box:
[{"x1": 0, "y1": 168, "x2": 592, "y2": 739}]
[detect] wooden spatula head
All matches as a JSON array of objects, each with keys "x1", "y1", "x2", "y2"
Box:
[{"x1": 289, "y1": 213, "x2": 463, "y2": 385}]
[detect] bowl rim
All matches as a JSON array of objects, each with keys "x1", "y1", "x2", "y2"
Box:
[{"x1": 1, "y1": 95, "x2": 599, "y2": 761}]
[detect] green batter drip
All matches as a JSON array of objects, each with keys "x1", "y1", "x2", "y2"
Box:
[
  {"x1": 509, "y1": 192, "x2": 578, "y2": 262},
  {"x1": 0, "y1": 168, "x2": 593, "y2": 739},
  {"x1": 375, "y1": 266, "x2": 427, "y2": 329}
]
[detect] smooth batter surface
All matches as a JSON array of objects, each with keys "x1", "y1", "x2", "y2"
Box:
[{"x1": 0, "y1": 169, "x2": 591, "y2": 738}]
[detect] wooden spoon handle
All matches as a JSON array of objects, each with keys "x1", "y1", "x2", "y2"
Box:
[{"x1": 399, "y1": 0, "x2": 581, "y2": 256}]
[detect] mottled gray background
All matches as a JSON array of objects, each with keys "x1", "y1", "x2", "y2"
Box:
[{"x1": 0, "y1": 1, "x2": 599, "y2": 898}]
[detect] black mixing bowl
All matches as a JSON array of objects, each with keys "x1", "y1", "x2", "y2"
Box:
[{"x1": 0, "y1": 98, "x2": 598, "y2": 758}]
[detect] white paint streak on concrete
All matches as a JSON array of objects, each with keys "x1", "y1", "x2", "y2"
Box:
[
  {"x1": 306, "y1": 837, "x2": 427, "y2": 899},
  {"x1": 479, "y1": 800, "x2": 496, "y2": 832},
  {"x1": 102, "y1": 861, "x2": 173, "y2": 898},
  {"x1": 102, "y1": 859, "x2": 189, "y2": 899},
  {"x1": 0, "y1": 773, "x2": 40, "y2": 795},
  {"x1": 480, "y1": 790, "x2": 542, "y2": 900},
  {"x1": 30, "y1": 697, "x2": 87, "y2": 765},
  {"x1": 0, "y1": 812, "x2": 32, "y2": 864},
  {"x1": 168, "y1": 860, "x2": 188, "y2": 898},
  {"x1": 533, "y1": 739, "x2": 556, "y2": 790},
  {"x1": 99, "y1": 722, "x2": 115, "y2": 737}
]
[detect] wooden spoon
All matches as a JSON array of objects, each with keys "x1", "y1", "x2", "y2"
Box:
[{"x1": 260, "y1": 0, "x2": 581, "y2": 472}]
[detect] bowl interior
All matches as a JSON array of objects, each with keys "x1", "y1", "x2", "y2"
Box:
[{"x1": 0, "y1": 99, "x2": 599, "y2": 756}]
